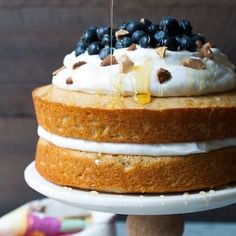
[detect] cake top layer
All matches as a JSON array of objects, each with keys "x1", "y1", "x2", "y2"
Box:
[{"x1": 52, "y1": 17, "x2": 236, "y2": 103}]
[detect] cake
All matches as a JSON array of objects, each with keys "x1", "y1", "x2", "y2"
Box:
[{"x1": 33, "y1": 17, "x2": 236, "y2": 193}]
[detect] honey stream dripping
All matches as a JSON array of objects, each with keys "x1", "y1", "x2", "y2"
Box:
[
  {"x1": 107, "y1": 0, "x2": 152, "y2": 107},
  {"x1": 106, "y1": 0, "x2": 125, "y2": 109}
]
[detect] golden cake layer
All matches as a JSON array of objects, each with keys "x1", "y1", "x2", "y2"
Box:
[
  {"x1": 33, "y1": 85, "x2": 236, "y2": 144},
  {"x1": 36, "y1": 138, "x2": 236, "y2": 193}
]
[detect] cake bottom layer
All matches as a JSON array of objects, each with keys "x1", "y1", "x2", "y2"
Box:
[{"x1": 35, "y1": 138, "x2": 236, "y2": 193}]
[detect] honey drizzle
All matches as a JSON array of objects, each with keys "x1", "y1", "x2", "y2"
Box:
[
  {"x1": 110, "y1": 0, "x2": 114, "y2": 57},
  {"x1": 106, "y1": 73, "x2": 125, "y2": 109},
  {"x1": 107, "y1": 0, "x2": 152, "y2": 106},
  {"x1": 105, "y1": 0, "x2": 125, "y2": 109},
  {"x1": 132, "y1": 60, "x2": 153, "y2": 105}
]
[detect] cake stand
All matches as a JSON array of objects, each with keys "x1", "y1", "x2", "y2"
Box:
[{"x1": 25, "y1": 162, "x2": 236, "y2": 236}]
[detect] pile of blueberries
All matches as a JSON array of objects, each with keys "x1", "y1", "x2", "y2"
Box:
[{"x1": 75, "y1": 17, "x2": 206, "y2": 60}]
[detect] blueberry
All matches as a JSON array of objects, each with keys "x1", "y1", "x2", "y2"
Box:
[
  {"x1": 119, "y1": 22, "x2": 128, "y2": 30},
  {"x1": 75, "y1": 45, "x2": 86, "y2": 56},
  {"x1": 132, "y1": 30, "x2": 146, "y2": 43},
  {"x1": 126, "y1": 20, "x2": 144, "y2": 34},
  {"x1": 97, "y1": 26, "x2": 112, "y2": 40},
  {"x1": 87, "y1": 26, "x2": 97, "y2": 33},
  {"x1": 160, "y1": 36, "x2": 178, "y2": 51},
  {"x1": 154, "y1": 31, "x2": 168, "y2": 44},
  {"x1": 176, "y1": 35, "x2": 196, "y2": 52},
  {"x1": 116, "y1": 37, "x2": 133, "y2": 48},
  {"x1": 179, "y1": 20, "x2": 192, "y2": 36},
  {"x1": 140, "y1": 18, "x2": 152, "y2": 26},
  {"x1": 87, "y1": 41, "x2": 103, "y2": 55},
  {"x1": 101, "y1": 34, "x2": 116, "y2": 46},
  {"x1": 191, "y1": 33, "x2": 206, "y2": 45},
  {"x1": 121, "y1": 37, "x2": 133, "y2": 47},
  {"x1": 82, "y1": 29, "x2": 98, "y2": 46},
  {"x1": 139, "y1": 35, "x2": 152, "y2": 48},
  {"x1": 99, "y1": 47, "x2": 114, "y2": 60},
  {"x1": 146, "y1": 23, "x2": 159, "y2": 34},
  {"x1": 115, "y1": 40, "x2": 123, "y2": 49},
  {"x1": 76, "y1": 39, "x2": 86, "y2": 48},
  {"x1": 159, "y1": 17, "x2": 180, "y2": 36}
]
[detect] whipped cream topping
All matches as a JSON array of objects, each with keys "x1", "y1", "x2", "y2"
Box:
[
  {"x1": 52, "y1": 47, "x2": 236, "y2": 97},
  {"x1": 38, "y1": 126, "x2": 236, "y2": 156}
]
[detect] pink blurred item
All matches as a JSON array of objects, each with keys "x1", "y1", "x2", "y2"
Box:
[{"x1": 0, "y1": 198, "x2": 116, "y2": 236}]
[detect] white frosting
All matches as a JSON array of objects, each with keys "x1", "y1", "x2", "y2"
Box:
[
  {"x1": 38, "y1": 126, "x2": 236, "y2": 156},
  {"x1": 52, "y1": 47, "x2": 236, "y2": 97}
]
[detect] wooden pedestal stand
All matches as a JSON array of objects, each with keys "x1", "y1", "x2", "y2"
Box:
[{"x1": 127, "y1": 215, "x2": 184, "y2": 236}]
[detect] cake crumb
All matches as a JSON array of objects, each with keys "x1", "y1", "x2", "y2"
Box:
[
  {"x1": 199, "y1": 191, "x2": 210, "y2": 204},
  {"x1": 62, "y1": 186, "x2": 73, "y2": 191},
  {"x1": 89, "y1": 191, "x2": 99, "y2": 196},
  {"x1": 183, "y1": 192, "x2": 190, "y2": 197},
  {"x1": 160, "y1": 195, "x2": 165, "y2": 206},
  {"x1": 183, "y1": 192, "x2": 190, "y2": 205},
  {"x1": 95, "y1": 159, "x2": 101, "y2": 165},
  {"x1": 208, "y1": 190, "x2": 215, "y2": 194},
  {"x1": 199, "y1": 191, "x2": 206, "y2": 195}
]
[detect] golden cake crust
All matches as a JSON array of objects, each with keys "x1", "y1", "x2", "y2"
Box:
[
  {"x1": 36, "y1": 138, "x2": 236, "y2": 193},
  {"x1": 33, "y1": 85, "x2": 236, "y2": 144}
]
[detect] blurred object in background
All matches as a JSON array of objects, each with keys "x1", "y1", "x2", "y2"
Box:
[
  {"x1": 0, "y1": 0, "x2": 236, "y2": 220},
  {"x1": 0, "y1": 198, "x2": 115, "y2": 236}
]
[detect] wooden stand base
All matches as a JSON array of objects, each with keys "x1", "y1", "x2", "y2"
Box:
[{"x1": 127, "y1": 215, "x2": 184, "y2": 236}]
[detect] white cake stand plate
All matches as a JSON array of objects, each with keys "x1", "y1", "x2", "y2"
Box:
[{"x1": 25, "y1": 162, "x2": 236, "y2": 215}]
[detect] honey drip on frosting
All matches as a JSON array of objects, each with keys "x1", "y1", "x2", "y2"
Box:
[
  {"x1": 132, "y1": 59, "x2": 152, "y2": 104},
  {"x1": 106, "y1": 73, "x2": 125, "y2": 109}
]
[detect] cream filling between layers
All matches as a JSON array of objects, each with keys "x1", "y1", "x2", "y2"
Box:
[
  {"x1": 52, "y1": 47, "x2": 236, "y2": 97},
  {"x1": 38, "y1": 126, "x2": 236, "y2": 156}
]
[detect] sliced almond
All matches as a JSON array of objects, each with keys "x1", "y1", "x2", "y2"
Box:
[
  {"x1": 52, "y1": 66, "x2": 65, "y2": 76},
  {"x1": 115, "y1": 29, "x2": 129, "y2": 40},
  {"x1": 195, "y1": 40, "x2": 203, "y2": 48},
  {"x1": 157, "y1": 68, "x2": 171, "y2": 84},
  {"x1": 199, "y1": 46, "x2": 214, "y2": 59},
  {"x1": 155, "y1": 46, "x2": 167, "y2": 58},
  {"x1": 101, "y1": 55, "x2": 118, "y2": 66},
  {"x1": 66, "y1": 77, "x2": 73, "y2": 84},
  {"x1": 119, "y1": 55, "x2": 134, "y2": 74},
  {"x1": 183, "y1": 58, "x2": 206, "y2": 70},
  {"x1": 140, "y1": 18, "x2": 146, "y2": 24},
  {"x1": 73, "y1": 61, "x2": 87, "y2": 69},
  {"x1": 127, "y1": 43, "x2": 137, "y2": 51},
  {"x1": 203, "y1": 42, "x2": 215, "y2": 48}
]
